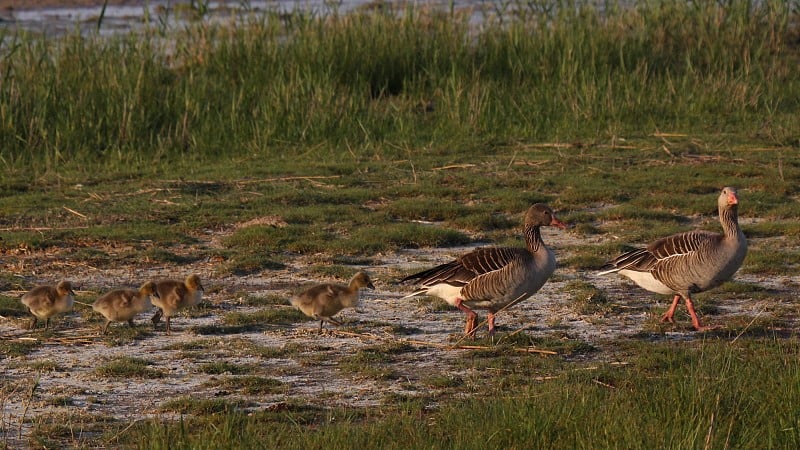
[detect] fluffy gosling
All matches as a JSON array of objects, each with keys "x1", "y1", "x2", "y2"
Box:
[
  {"x1": 150, "y1": 274, "x2": 204, "y2": 335},
  {"x1": 20, "y1": 280, "x2": 76, "y2": 330},
  {"x1": 290, "y1": 271, "x2": 375, "y2": 330},
  {"x1": 93, "y1": 281, "x2": 159, "y2": 334}
]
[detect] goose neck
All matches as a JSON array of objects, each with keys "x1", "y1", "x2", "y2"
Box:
[
  {"x1": 525, "y1": 225, "x2": 543, "y2": 253},
  {"x1": 720, "y1": 206, "x2": 740, "y2": 238}
]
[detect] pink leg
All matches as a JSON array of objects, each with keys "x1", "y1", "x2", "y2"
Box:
[
  {"x1": 487, "y1": 312, "x2": 497, "y2": 336},
  {"x1": 684, "y1": 296, "x2": 716, "y2": 331},
  {"x1": 660, "y1": 295, "x2": 681, "y2": 323},
  {"x1": 455, "y1": 298, "x2": 478, "y2": 337}
]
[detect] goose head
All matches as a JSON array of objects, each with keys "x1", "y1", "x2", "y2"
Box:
[
  {"x1": 526, "y1": 204, "x2": 567, "y2": 229},
  {"x1": 719, "y1": 186, "x2": 739, "y2": 210}
]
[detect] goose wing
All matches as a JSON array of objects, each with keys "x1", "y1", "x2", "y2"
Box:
[
  {"x1": 600, "y1": 230, "x2": 719, "y2": 274},
  {"x1": 401, "y1": 247, "x2": 522, "y2": 288}
]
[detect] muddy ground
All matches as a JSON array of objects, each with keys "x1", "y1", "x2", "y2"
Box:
[{"x1": 2, "y1": 216, "x2": 798, "y2": 447}]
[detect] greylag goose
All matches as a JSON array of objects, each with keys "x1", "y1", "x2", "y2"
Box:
[
  {"x1": 599, "y1": 186, "x2": 747, "y2": 331},
  {"x1": 93, "y1": 281, "x2": 159, "y2": 334},
  {"x1": 20, "y1": 280, "x2": 76, "y2": 330},
  {"x1": 150, "y1": 274, "x2": 204, "y2": 335},
  {"x1": 290, "y1": 271, "x2": 375, "y2": 330},
  {"x1": 400, "y1": 204, "x2": 567, "y2": 337}
]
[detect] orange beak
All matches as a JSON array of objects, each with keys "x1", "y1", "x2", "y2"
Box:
[
  {"x1": 728, "y1": 192, "x2": 739, "y2": 206},
  {"x1": 550, "y1": 217, "x2": 568, "y2": 229}
]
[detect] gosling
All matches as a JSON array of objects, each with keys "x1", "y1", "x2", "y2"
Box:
[
  {"x1": 20, "y1": 280, "x2": 76, "y2": 330},
  {"x1": 92, "y1": 281, "x2": 159, "y2": 334},
  {"x1": 150, "y1": 274, "x2": 204, "y2": 335},
  {"x1": 290, "y1": 271, "x2": 375, "y2": 330}
]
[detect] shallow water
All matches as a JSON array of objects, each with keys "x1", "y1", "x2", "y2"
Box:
[{"x1": 0, "y1": 0, "x2": 473, "y2": 37}]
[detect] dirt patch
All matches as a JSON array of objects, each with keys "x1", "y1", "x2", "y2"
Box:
[{"x1": 1, "y1": 226, "x2": 798, "y2": 446}]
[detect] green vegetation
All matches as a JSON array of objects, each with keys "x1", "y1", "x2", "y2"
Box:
[
  {"x1": 197, "y1": 361, "x2": 253, "y2": 375},
  {"x1": 94, "y1": 356, "x2": 165, "y2": 379},
  {"x1": 0, "y1": 294, "x2": 27, "y2": 318},
  {"x1": 119, "y1": 339, "x2": 799, "y2": 449},
  {"x1": 0, "y1": 339, "x2": 41, "y2": 357},
  {"x1": 562, "y1": 280, "x2": 613, "y2": 315},
  {"x1": 203, "y1": 376, "x2": 286, "y2": 395},
  {"x1": 0, "y1": 0, "x2": 797, "y2": 269}
]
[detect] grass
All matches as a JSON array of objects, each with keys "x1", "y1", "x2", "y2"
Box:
[
  {"x1": 94, "y1": 356, "x2": 165, "y2": 379},
  {"x1": 119, "y1": 339, "x2": 800, "y2": 449},
  {"x1": 561, "y1": 280, "x2": 614, "y2": 315},
  {"x1": 223, "y1": 308, "x2": 311, "y2": 326},
  {"x1": 197, "y1": 362, "x2": 252, "y2": 375},
  {"x1": 1, "y1": 0, "x2": 799, "y2": 448},
  {"x1": 203, "y1": 376, "x2": 286, "y2": 395},
  {"x1": 160, "y1": 397, "x2": 245, "y2": 415},
  {"x1": 0, "y1": 339, "x2": 41, "y2": 358}
]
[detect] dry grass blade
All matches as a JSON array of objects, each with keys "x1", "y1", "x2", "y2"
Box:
[
  {"x1": 431, "y1": 164, "x2": 477, "y2": 171},
  {"x1": 62, "y1": 206, "x2": 88, "y2": 219}
]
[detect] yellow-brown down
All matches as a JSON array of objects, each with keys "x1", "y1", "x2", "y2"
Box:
[
  {"x1": 150, "y1": 274, "x2": 204, "y2": 335},
  {"x1": 93, "y1": 281, "x2": 159, "y2": 334},
  {"x1": 20, "y1": 280, "x2": 75, "y2": 330},
  {"x1": 290, "y1": 271, "x2": 375, "y2": 330}
]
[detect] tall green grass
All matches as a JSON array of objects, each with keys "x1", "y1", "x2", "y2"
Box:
[{"x1": 1, "y1": 0, "x2": 798, "y2": 179}]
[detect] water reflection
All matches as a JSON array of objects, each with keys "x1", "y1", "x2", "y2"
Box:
[{"x1": 0, "y1": 0, "x2": 480, "y2": 37}]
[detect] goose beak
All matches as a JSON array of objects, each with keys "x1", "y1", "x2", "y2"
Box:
[
  {"x1": 728, "y1": 192, "x2": 739, "y2": 206},
  {"x1": 550, "y1": 217, "x2": 568, "y2": 229}
]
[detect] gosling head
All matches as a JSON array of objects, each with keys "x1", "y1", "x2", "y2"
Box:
[
  {"x1": 350, "y1": 271, "x2": 375, "y2": 290},
  {"x1": 185, "y1": 274, "x2": 204, "y2": 292},
  {"x1": 56, "y1": 280, "x2": 76, "y2": 297},
  {"x1": 140, "y1": 281, "x2": 160, "y2": 299}
]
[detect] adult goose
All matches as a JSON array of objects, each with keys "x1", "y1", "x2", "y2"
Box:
[
  {"x1": 93, "y1": 281, "x2": 159, "y2": 334},
  {"x1": 150, "y1": 274, "x2": 204, "y2": 335},
  {"x1": 400, "y1": 204, "x2": 567, "y2": 337},
  {"x1": 21, "y1": 280, "x2": 76, "y2": 330},
  {"x1": 291, "y1": 271, "x2": 375, "y2": 331},
  {"x1": 599, "y1": 187, "x2": 747, "y2": 331}
]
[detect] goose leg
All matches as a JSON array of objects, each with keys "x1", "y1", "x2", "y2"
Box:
[
  {"x1": 151, "y1": 308, "x2": 163, "y2": 325},
  {"x1": 29, "y1": 317, "x2": 37, "y2": 330},
  {"x1": 487, "y1": 312, "x2": 497, "y2": 336},
  {"x1": 455, "y1": 298, "x2": 478, "y2": 337},
  {"x1": 165, "y1": 316, "x2": 171, "y2": 336},
  {"x1": 463, "y1": 315, "x2": 477, "y2": 337},
  {"x1": 128, "y1": 319, "x2": 135, "y2": 328},
  {"x1": 44, "y1": 318, "x2": 50, "y2": 330},
  {"x1": 684, "y1": 296, "x2": 716, "y2": 331},
  {"x1": 660, "y1": 295, "x2": 681, "y2": 323},
  {"x1": 102, "y1": 320, "x2": 111, "y2": 335}
]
